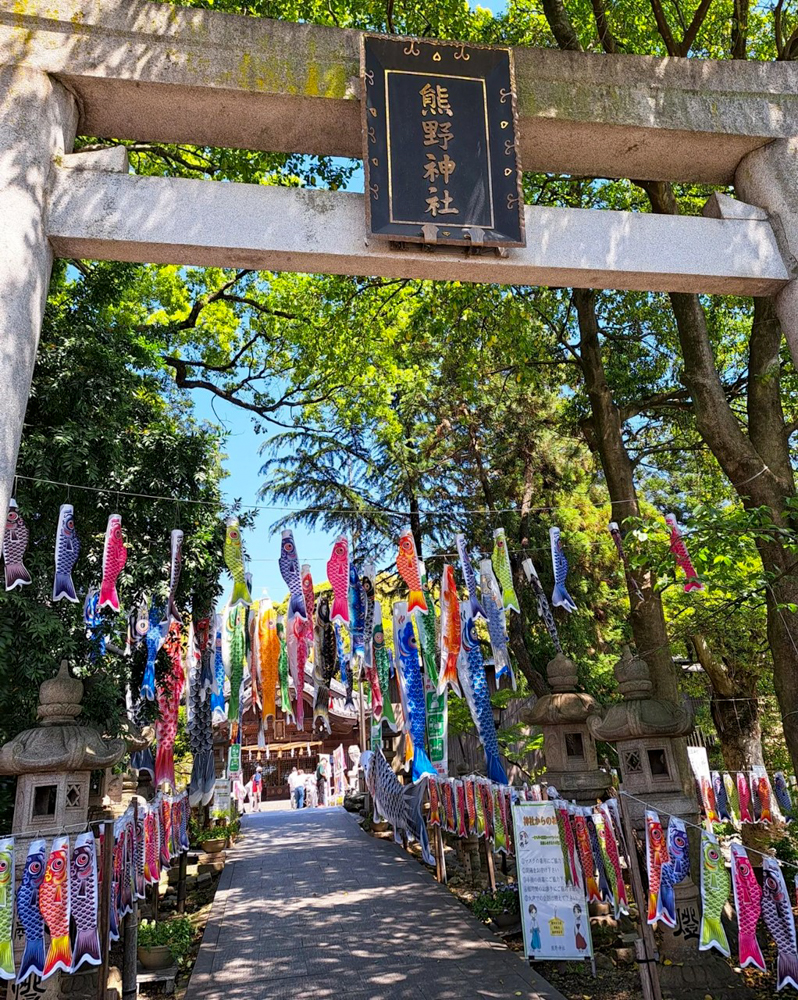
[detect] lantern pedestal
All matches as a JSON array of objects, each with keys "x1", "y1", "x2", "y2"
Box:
[
  {"x1": 589, "y1": 648, "x2": 747, "y2": 999},
  {"x1": 0, "y1": 661, "x2": 126, "y2": 1000},
  {"x1": 524, "y1": 653, "x2": 612, "y2": 805}
]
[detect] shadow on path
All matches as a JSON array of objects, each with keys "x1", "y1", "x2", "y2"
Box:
[{"x1": 185, "y1": 806, "x2": 567, "y2": 1000}]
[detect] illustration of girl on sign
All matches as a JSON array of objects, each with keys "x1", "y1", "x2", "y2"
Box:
[
  {"x1": 528, "y1": 904, "x2": 542, "y2": 950},
  {"x1": 573, "y1": 904, "x2": 588, "y2": 951}
]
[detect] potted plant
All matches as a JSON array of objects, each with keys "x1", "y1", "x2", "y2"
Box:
[
  {"x1": 210, "y1": 810, "x2": 240, "y2": 846},
  {"x1": 137, "y1": 917, "x2": 193, "y2": 970},
  {"x1": 225, "y1": 812, "x2": 241, "y2": 843},
  {"x1": 471, "y1": 883, "x2": 520, "y2": 928},
  {"x1": 200, "y1": 832, "x2": 226, "y2": 854}
]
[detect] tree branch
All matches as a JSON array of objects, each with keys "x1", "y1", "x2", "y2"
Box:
[
  {"x1": 591, "y1": 0, "x2": 618, "y2": 52},
  {"x1": 215, "y1": 293, "x2": 304, "y2": 324},
  {"x1": 691, "y1": 633, "x2": 736, "y2": 697},
  {"x1": 649, "y1": 0, "x2": 679, "y2": 54},
  {"x1": 175, "y1": 270, "x2": 251, "y2": 332},
  {"x1": 678, "y1": 0, "x2": 714, "y2": 54},
  {"x1": 731, "y1": 0, "x2": 749, "y2": 58},
  {"x1": 542, "y1": 0, "x2": 583, "y2": 50},
  {"x1": 163, "y1": 331, "x2": 263, "y2": 376},
  {"x1": 619, "y1": 388, "x2": 693, "y2": 422},
  {"x1": 639, "y1": 180, "x2": 788, "y2": 504}
]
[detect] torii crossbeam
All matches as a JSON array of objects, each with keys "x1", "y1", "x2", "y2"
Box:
[{"x1": 1, "y1": 0, "x2": 798, "y2": 519}]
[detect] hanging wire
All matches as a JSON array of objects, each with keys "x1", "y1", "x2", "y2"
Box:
[
  {"x1": 618, "y1": 789, "x2": 798, "y2": 872},
  {"x1": 12, "y1": 473, "x2": 641, "y2": 519}
]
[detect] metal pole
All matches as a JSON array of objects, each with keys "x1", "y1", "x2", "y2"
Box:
[
  {"x1": 617, "y1": 792, "x2": 662, "y2": 1000},
  {"x1": 176, "y1": 850, "x2": 188, "y2": 915},
  {"x1": 436, "y1": 826, "x2": 447, "y2": 884},
  {"x1": 485, "y1": 844, "x2": 497, "y2": 892},
  {"x1": 122, "y1": 803, "x2": 139, "y2": 1000},
  {"x1": 97, "y1": 822, "x2": 113, "y2": 1000},
  {"x1": 358, "y1": 669, "x2": 367, "y2": 752},
  {"x1": 357, "y1": 668, "x2": 368, "y2": 797}
]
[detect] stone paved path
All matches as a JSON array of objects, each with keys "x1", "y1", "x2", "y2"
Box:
[{"x1": 185, "y1": 806, "x2": 567, "y2": 1000}]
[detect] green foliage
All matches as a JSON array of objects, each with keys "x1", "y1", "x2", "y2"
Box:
[
  {"x1": 771, "y1": 831, "x2": 798, "y2": 868},
  {"x1": 210, "y1": 809, "x2": 241, "y2": 838},
  {"x1": 188, "y1": 807, "x2": 240, "y2": 847},
  {"x1": 187, "y1": 815, "x2": 209, "y2": 849},
  {"x1": 138, "y1": 917, "x2": 194, "y2": 964},
  {"x1": 173, "y1": 707, "x2": 193, "y2": 788},
  {"x1": 0, "y1": 261, "x2": 230, "y2": 813},
  {"x1": 471, "y1": 883, "x2": 520, "y2": 921}
]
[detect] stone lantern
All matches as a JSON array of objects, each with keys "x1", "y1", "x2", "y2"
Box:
[
  {"x1": 588, "y1": 657, "x2": 744, "y2": 994},
  {"x1": 0, "y1": 661, "x2": 126, "y2": 836},
  {"x1": 588, "y1": 646, "x2": 694, "y2": 829},
  {"x1": 524, "y1": 652, "x2": 611, "y2": 805}
]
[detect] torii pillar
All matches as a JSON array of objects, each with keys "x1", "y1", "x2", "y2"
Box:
[
  {"x1": 0, "y1": 67, "x2": 77, "y2": 518},
  {"x1": 736, "y1": 139, "x2": 798, "y2": 369}
]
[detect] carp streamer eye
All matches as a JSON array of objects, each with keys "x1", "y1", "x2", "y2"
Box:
[
  {"x1": 229, "y1": 530, "x2": 239, "y2": 541},
  {"x1": 51, "y1": 856, "x2": 65, "y2": 873},
  {"x1": 30, "y1": 862, "x2": 42, "y2": 875},
  {"x1": 7, "y1": 511, "x2": 17, "y2": 522},
  {"x1": 0, "y1": 860, "x2": 7, "y2": 874},
  {"x1": 67, "y1": 519, "x2": 74, "y2": 531},
  {"x1": 285, "y1": 542, "x2": 294, "y2": 554},
  {"x1": 75, "y1": 851, "x2": 90, "y2": 870},
  {"x1": 739, "y1": 862, "x2": 751, "y2": 877}
]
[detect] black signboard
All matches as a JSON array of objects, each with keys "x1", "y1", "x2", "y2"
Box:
[{"x1": 361, "y1": 34, "x2": 525, "y2": 248}]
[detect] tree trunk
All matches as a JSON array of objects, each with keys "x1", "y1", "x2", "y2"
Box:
[
  {"x1": 691, "y1": 634, "x2": 765, "y2": 770},
  {"x1": 464, "y1": 416, "x2": 549, "y2": 697},
  {"x1": 710, "y1": 696, "x2": 764, "y2": 770},
  {"x1": 573, "y1": 289, "x2": 698, "y2": 800},
  {"x1": 641, "y1": 180, "x2": 798, "y2": 776},
  {"x1": 573, "y1": 288, "x2": 680, "y2": 703},
  {"x1": 507, "y1": 605, "x2": 549, "y2": 698}
]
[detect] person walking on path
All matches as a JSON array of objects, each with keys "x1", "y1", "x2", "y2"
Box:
[
  {"x1": 303, "y1": 769, "x2": 317, "y2": 808},
  {"x1": 316, "y1": 757, "x2": 328, "y2": 806},
  {"x1": 287, "y1": 766, "x2": 304, "y2": 809},
  {"x1": 251, "y1": 765, "x2": 263, "y2": 811}
]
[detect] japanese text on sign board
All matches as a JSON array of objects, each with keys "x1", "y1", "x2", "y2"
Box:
[
  {"x1": 362, "y1": 34, "x2": 525, "y2": 247},
  {"x1": 418, "y1": 82, "x2": 458, "y2": 219}
]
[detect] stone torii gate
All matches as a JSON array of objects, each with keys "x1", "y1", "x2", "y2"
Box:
[{"x1": 1, "y1": 0, "x2": 798, "y2": 522}]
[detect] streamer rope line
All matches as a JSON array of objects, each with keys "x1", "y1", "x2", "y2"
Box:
[
  {"x1": 11, "y1": 473, "x2": 639, "y2": 518},
  {"x1": 618, "y1": 789, "x2": 798, "y2": 871}
]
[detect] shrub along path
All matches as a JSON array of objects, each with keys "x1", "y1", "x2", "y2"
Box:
[{"x1": 184, "y1": 805, "x2": 566, "y2": 1000}]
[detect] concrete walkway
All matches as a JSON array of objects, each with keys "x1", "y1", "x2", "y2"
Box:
[{"x1": 185, "y1": 806, "x2": 566, "y2": 1000}]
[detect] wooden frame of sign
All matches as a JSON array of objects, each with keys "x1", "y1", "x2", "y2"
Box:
[{"x1": 361, "y1": 33, "x2": 526, "y2": 249}]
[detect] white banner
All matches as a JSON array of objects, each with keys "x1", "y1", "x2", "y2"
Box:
[{"x1": 513, "y1": 802, "x2": 594, "y2": 962}]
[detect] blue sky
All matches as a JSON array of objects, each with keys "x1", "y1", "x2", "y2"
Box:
[
  {"x1": 200, "y1": 0, "x2": 507, "y2": 603},
  {"x1": 191, "y1": 391, "x2": 335, "y2": 603}
]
